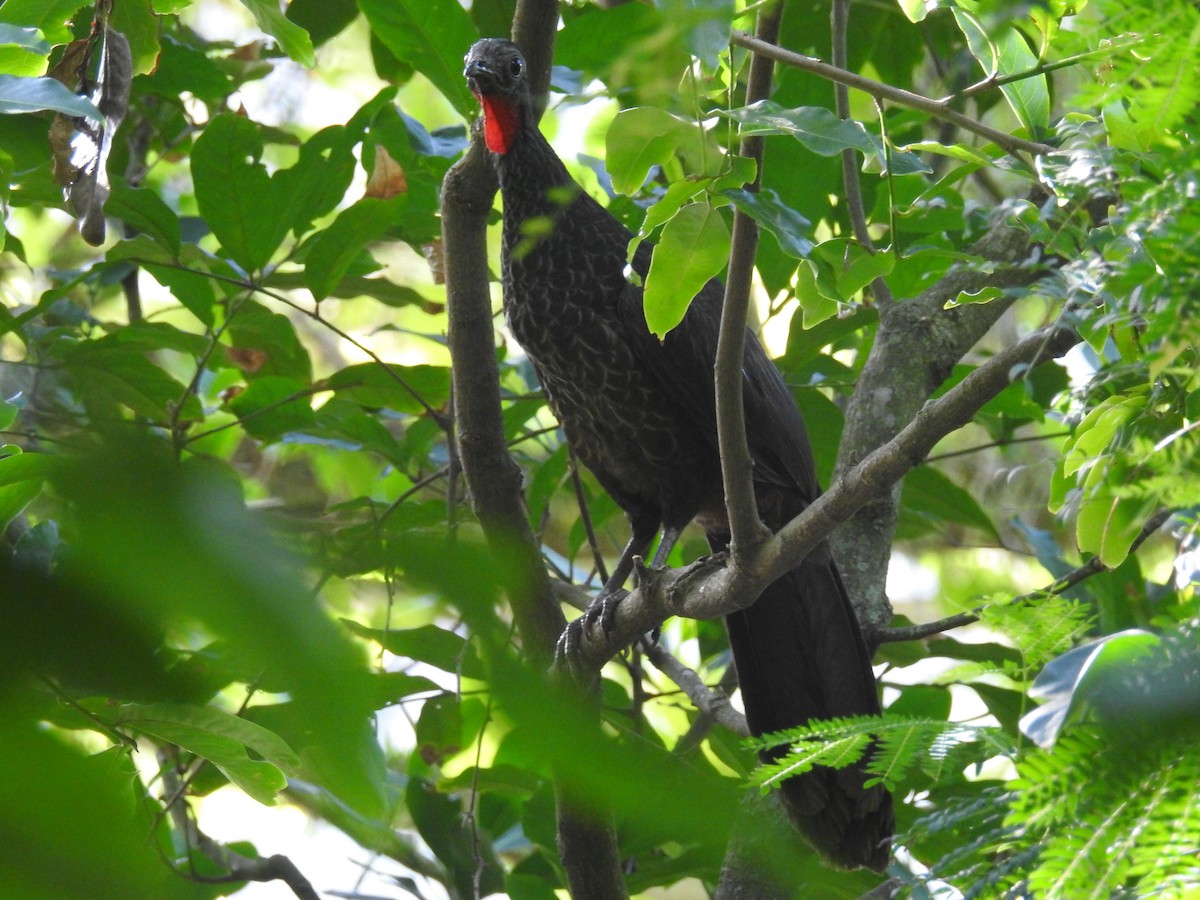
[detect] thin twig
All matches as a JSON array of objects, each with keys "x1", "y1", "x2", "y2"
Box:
[
  {"x1": 159, "y1": 750, "x2": 320, "y2": 899},
  {"x1": 875, "y1": 508, "x2": 1173, "y2": 643},
  {"x1": 569, "y1": 447, "x2": 610, "y2": 585},
  {"x1": 924, "y1": 430, "x2": 1071, "y2": 462},
  {"x1": 947, "y1": 37, "x2": 1145, "y2": 104},
  {"x1": 730, "y1": 31, "x2": 1056, "y2": 159}
]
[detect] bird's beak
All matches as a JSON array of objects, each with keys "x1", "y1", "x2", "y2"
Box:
[
  {"x1": 464, "y1": 58, "x2": 494, "y2": 94},
  {"x1": 464, "y1": 58, "x2": 490, "y2": 79}
]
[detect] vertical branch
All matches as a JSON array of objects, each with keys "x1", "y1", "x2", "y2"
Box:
[
  {"x1": 442, "y1": 138, "x2": 563, "y2": 664},
  {"x1": 830, "y1": 0, "x2": 894, "y2": 307},
  {"x1": 714, "y1": 2, "x2": 783, "y2": 557},
  {"x1": 441, "y1": 3, "x2": 629, "y2": 897}
]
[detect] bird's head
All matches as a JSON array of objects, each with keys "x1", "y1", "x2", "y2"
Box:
[{"x1": 464, "y1": 38, "x2": 528, "y2": 154}]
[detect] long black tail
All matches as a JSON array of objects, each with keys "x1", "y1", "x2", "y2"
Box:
[{"x1": 722, "y1": 546, "x2": 893, "y2": 871}]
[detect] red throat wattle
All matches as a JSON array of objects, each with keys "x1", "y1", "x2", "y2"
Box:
[{"x1": 476, "y1": 93, "x2": 519, "y2": 154}]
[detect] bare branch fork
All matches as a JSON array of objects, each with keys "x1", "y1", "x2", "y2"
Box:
[
  {"x1": 560, "y1": 322, "x2": 1080, "y2": 674},
  {"x1": 158, "y1": 750, "x2": 320, "y2": 900}
]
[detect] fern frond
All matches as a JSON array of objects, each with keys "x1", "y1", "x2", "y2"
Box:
[
  {"x1": 750, "y1": 733, "x2": 874, "y2": 789},
  {"x1": 979, "y1": 595, "x2": 1093, "y2": 672}
]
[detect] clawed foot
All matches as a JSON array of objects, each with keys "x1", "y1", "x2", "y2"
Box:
[{"x1": 555, "y1": 588, "x2": 629, "y2": 667}]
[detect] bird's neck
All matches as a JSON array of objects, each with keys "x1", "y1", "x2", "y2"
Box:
[
  {"x1": 476, "y1": 93, "x2": 520, "y2": 154},
  {"x1": 480, "y1": 97, "x2": 574, "y2": 214}
]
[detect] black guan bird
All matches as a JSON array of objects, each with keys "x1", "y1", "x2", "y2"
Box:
[{"x1": 465, "y1": 37, "x2": 893, "y2": 871}]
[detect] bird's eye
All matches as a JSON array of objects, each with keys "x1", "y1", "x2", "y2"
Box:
[{"x1": 509, "y1": 57, "x2": 523, "y2": 77}]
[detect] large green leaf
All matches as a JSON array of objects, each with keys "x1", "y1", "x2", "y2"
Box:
[
  {"x1": 191, "y1": 114, "x2": 285, "y2": 273},
  {"x1": 358, "y1": 0, "x2": 478, "y2": 117},
  {"x1": 192, "y1": 117, "x2": 354, "y2": 274},
  {"x1": 954, "y1": 9, "x2": 1050, "y2": 133},
  {"x1": 106, "y1": 701, "x2": 301, "y2": 805},
  {"x1": 305, "y1": 195, "x2": 404, "y2": 301},
  {"x1": 0, "y1": 0, "x2": 89, "y2": 44},
  {"x1": 642, "y1": 200, "x2": 729, "y2": 338},
  {"x1": 606, "y1": 107, "x2": 715, "y2": 195},
  {"x1": 718, "y1": 101, "x2": 876, "y2": 158},
  {"x1": 0, "y1": 74, "x2": 100, "y2": 119},
  {"x1": 237, "y1": 0, "x2": 315, "y2": 66}
]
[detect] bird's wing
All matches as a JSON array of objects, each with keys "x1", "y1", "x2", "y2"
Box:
[{"x1": 616, "y1": 267, "x2": 824, "y2": 504}]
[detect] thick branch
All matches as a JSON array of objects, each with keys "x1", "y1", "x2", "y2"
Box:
[
  {"x1": 731, "y1": 31, "x2": 1055, "y2": 158},
  {"x1": 559, "y1": 323, "x2": 1079, "y2": 672},
  {"x1": 442, "y1": 6, "x2": 627, "y2": 899},
  {"x1": 442, "y1": 140, "x2": 565, "y2": 665},
  {"x1": 832, "y1": 206, "x2": 1048, "y2": 632}
]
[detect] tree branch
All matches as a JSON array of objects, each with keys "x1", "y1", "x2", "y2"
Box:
[
  {"x1": 730, "y1": 31, "x2": 1056, "y2": 158},
  {"x1": 558, "y1": 322, "x2": 1079, "y2": 672},
  {"x1": 159, "y1": 751, "x2": 320, "y2": 900},
  {"x1": 441, "y1": 6, "x2": 628, "y2": 899},
  {"x1": 715, "y1": 4, "x2": 782, "y2": 556},
  {"x1": 832, "y1": 204, "x2": 1050, "y2": 633},
  {"x1": 875, "y1": 508, "x2": 1173, "y2": 643}
]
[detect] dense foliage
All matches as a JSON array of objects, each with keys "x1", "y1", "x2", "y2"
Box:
[{"x1": 1, "y1": 0, "x2": 1197, "y2": 897}]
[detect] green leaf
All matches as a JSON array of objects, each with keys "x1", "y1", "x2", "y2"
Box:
[
  {"x1": 0, "y1": 25, "x2": 49, "y2": 77},
  {"x1": 108, "y1": 0, "x2": 160, "y2": 76},
  {"x1": 61, "y1": 346, "x2": 202, "y2": 422},
  {"x1": 606, "y1": 107, "x2": 713, "y2": 195},
  {"x1": 810, "y1": 237, "x2": 895, "y2": 300},
  {"x1": 109, "y1": 701, "x2": 299, "y2": 804},
  {"x1": 0, "y1": 724, "x2": 166, "y2": 897},
  {"x1": 191, "y1": 114, "x2": 284, "y2": 273},
  {"x1": 237, "y1": 0, "x2": 315, "y2": 67},
  {"x1": 901, "y1": 465, "x2": 1002, "y2": 542},
  {"x1": 902, "y1": 139, "x2": 997, "y2": 169},
  {"x1": 0, "y1": 0, "x2": 89, "y2": 44},
  {"x1": 144, "y1": 260, "x2": 217, "y2": 327},
  {"x1": 227, "y1": 375, "x2": 315, "y2": 441},
  {"x1": 358, "y1": 0, "x2": 479, "y2": 117},
  {"x1": 1076, "y1": 459, "x2": 1155, "y2": 568},
  {"x1": 106, "y1": 184, "x2": 181, "y2": 253},
  {"x1": 0, "y1": 448, "x2": 51, "y2": 529},
  {"x1": 643, "y1": 201, "x2": 729, "y2": 338},
  {"x1": 327, "y1": 362, "x2": 450, "y2": 413},
  {"x1": 0, "y1": 74, "x2": 100, "y2": 120},
  {"x1": 657, "y1": 0, "x2": 734, "y2": 68},
  {"x1": 953, "y1": 9, "x2": 1050, "y2": 133},
  {"x1": 415, "y1": 692, "x2": 463, "y2": 764},
  {"x1": 305, "y1": 196, "x2": 404, "y2": 301},
  {"x1": 226, "y1": 302, "x2": 313, "y2": 382},
  {"x1": 725, "y1": 187, "x2": 814, "y2": 259},
  {"x1": 717, "y1": 101, "x2": 877, "y2": 157},
  {"x1": 944, "y1": 285, "x2": 1004, "y2": 309},
  {"x1": 342, "y1": 621, "x2": 486, "y2": 679},
  {"x1": 51, "y1": 443, "x2": 387, "y2": 819},
  {"x1": 286, "y1": 0, "x2": 358, "y2": 47}
]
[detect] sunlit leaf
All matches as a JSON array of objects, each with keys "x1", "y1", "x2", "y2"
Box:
[{"x1": 642, "y1": 200, "x2": 729, "y2": 338}]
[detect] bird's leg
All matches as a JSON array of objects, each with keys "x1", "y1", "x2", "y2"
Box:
[
  {"x1": 649, "y1": 524, "x2": 682, "y2": 570},
  {"x1": 557, "y1": 517, "x2": 658, "y2": 662},
  {"x1": 640, "y1": 525, "x2": 682, "y2": 644}
]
